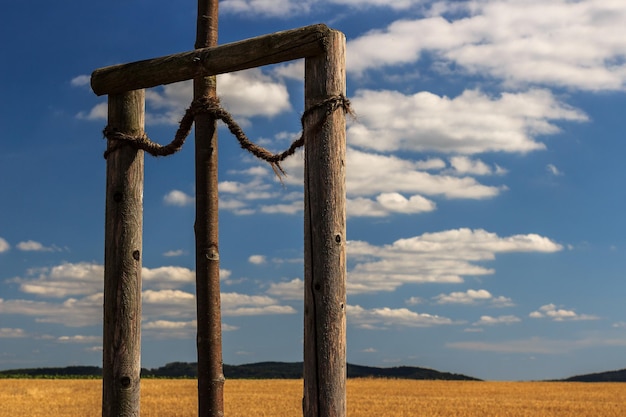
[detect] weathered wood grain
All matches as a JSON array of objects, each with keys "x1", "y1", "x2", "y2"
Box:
[
  {"x1": 103, "y1": 90, "x2": 145, "y2": 417},
  {"x1": 91, "y1": 24, "x2": 333, "y2": 96},
  {"x1": 303, "y1": 30, "x2": 347, "y2": 417},
  {"x1": 193, "y1": 2, "x2": 225, "y2": 417}
]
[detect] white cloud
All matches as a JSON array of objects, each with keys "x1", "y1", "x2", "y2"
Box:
[
  {"x1": 0, "y1": 237, "x2": 9, "y2": 253},
  {"x1": 218, "y1": 69, "x2": 291, "y2": 118},
  {"x1": 57, "y1": 335, "x2": 101, "y2": 344},
  {"x1": 449, "y1": 156, "x2": 505, "y2": 176},
  {"x1": 434, "y1": 290, "x2": 514, "y2": 307},
  {"x1": 142, "y1": 266, "x2": 196, "y2": 289},
  {"x1": 348, "y1": 88, "x2": 587, "y2": 155},
  {"x1": 163, "y1": 249, "x2": 185, "y2": 257},
  {"x1": 0, "y1": 295, "x2": 102, "y2": 327},
  {"x1": 164, "y1": 190, "x2": 194, "y2": 206},
  {"x1": 415, "y1": 158, "x2": 446, "y2": 171},
  {"x1": 222, "y1": 292, "x2": 297, "y2": 316},
  {"x1": 546, "y1": 164, "x2": 563, "y2": 176},
  {"x1": 348, "y1": 193, "x2": 436, "y2": 217},
  {"x1": 218, "y1": 146, "x2": 507, "y2": 219},
  {"x1": 266, "y1": 278, "x2": 304, "y2": 300},
  {"x1": 405, "y1": 296, "x2": 424, "y2": 306},
  {"x1": 143, "y1": 69, "x2": 291, "y2": 125},
  {"x1": 347, "y1": 304, "x2": 458, "y2": 329},
  {"x1": 330, "y1": 0, "x2": 420, "y2": 9},
  {"x1": 347, "y1": 228, "x2": 562, "y2": 294},
  {"x1": 76, "y1": 102, "x2": 107, "y2": 121},
  {"x1": 70, "y1": 75, "x2": 90, "y2": 87},
  {"x1": 473, "y1": 315, "x2": 521, "y2": 326},
  {"x1": 260, "y1": 201, "x2": 303, "y2": 215},
  {"x1": 248, "y1": 255, "x2": 267, "y2": 265},
  {"x1": 347, "y1": 148, "x2": 505, "y2": 200},
  {"x1": 273, "y1": 60, "x2": 304, "y2": 80},
  {"x1": 348, "y1": 1, "x2": 626, "y2": 91},
  {"x1": 9, "y1": 262, "x2": 227, "y2": 300},
  {"x1": 221, "y1": 0, "x2": 312, "y2": 16},
  {"x1": 143, "y1": 289, "x2": 194, "y2": 305},
  {"x1": 434, "y1": 289, "x2": 493, "y2": 305},
  {"x1": 529, "y1": 304, "x2": 599, "y2": 321},
  {"x1": 0, "y1": 328, "x2": 27, "y2": 338},
  {"x1": 12, "y1": 262, "x2": 103, "y2": 298},
  {"x1": 16, "y1": 240, "x2": 58, "y2": 252}
]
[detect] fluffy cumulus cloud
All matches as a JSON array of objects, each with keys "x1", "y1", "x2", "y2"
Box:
[
  {"x1": 347, "y1": 193, "x2": 436, "y2": 217},
  {"x1": 529, "y1": 304, "x2": 599, "y2": 321},
  {"x1": 473, "y1": 315, "x2": 521, "y2": 326},
  {"x1": 330, "y1": 0, "x2": 422, "y2": 9},
  {"x1": 345, "y1": 148, "x2": 503, "y2": 200},
  {"x1": 218, "y1": 145, "x2": 505, "y2": 217},
  {"x1": 434, "y1": 289, "x2": 513, "y2": 307},
  {"x1": 57, "y1": 335, "x2": 100, "y2": 344},
  {"x1": 348, "y1": 0, "x2": 626, "y2": 91},
  {"x1": 266, "y1": 278, "x2": 304, "y2": 300},
  {"x1": 144, "y1": 69, "x2": 291, "y2": 125},
  {"x1": 163, "y1": 190, "x2": 194, "y2": 207},
  {"x1": 0, "y1": 294, "x2": 103, "y2": 327},
  {"x1": 221, "y1": 292, "x2": 297, "y2": 316},
  {"x1": 248, "y1": 255, "x2": 267, "y2": 265},
  {"x1": 449, "y1": 157, "x2": 507, "y2": 176},
  {"x1": 10, "y1": 262, "x2": 103, "y2": 298},
  {"x1": 16, "y1": 240, "x2": 59, "y2": 252},
  {"x1": 348, "y1": 89, "x2": 587, "y2": 155},
  {"x1": 347, "y1": 228, "x2": 562, "y2": 293},
  {"x1": 0, "y1": 327, "x2": 27, "y2": 338},
  {"x1": 0, "y1": 237, "x2": 9, "y2": 253},
  {"x1": 347, "y1": 304, "x2": 458, "y2": 329},
  {"x1": 77, "y1": 68, "x2": 291, "y2": 124},
  {"x1": 221, "y1": 0, "x2": 313, "y2": 16},
  {"x1": 221, "y1": 0, "x2": 431, "y2": 17}
]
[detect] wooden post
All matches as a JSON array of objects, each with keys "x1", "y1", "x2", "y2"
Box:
[
  {"x1": 102, "y1": 90, "x2": 145, "y2": 417},
  {"x1": 90, "y1": 24, "x2": 334, "y2": 96},
  {"x1": 92, "y1": 20, "x2": 348, "y2": 417},
  {"x1": 303, "y1": 30, "x2": 347, "y2": 417},
  {"x1": 193, "y1": 1, "x2": 225, "y2": 417}
]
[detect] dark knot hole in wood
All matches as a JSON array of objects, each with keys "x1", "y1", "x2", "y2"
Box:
[{"x1": 120, "y1": 376, "x2": 131, "y2": 389}]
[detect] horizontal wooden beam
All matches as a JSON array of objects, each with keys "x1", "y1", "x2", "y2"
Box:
[{"x1": 91, "y1": 24, "x2": 333, "y2": 96}]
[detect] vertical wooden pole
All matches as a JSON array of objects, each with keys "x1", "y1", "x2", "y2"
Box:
[
  {"x1": 102, "y1": 90, "x2": 145, "y2": 417},
  {"x1": 193, "y1": 1, "x2": 224, "y2": 417},
  {"x1": 303, "y1": 31, "x2": 347, "y2": 417}
]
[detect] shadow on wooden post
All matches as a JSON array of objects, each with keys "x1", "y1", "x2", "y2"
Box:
[
  {"x1": 303, "y1": 30, "x2": 347, "y2": 417},
  {"x1": 103, "y1": 90, "x2": 145, "y2": 417}
]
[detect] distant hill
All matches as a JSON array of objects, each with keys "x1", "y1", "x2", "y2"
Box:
[
  {"x1": 0, "y1": 366, "x2": 102, "y2": 378},
  {"x1": 0, "y1": 361, "x2": 480, "y2": 381},
  {"x1": 561, "y1": 368, "x2": 626, "y2": 382}
]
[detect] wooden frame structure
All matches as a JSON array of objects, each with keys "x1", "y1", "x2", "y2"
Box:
[{"x1": 94, "y1": 24, "x2": 347, "y2": 417}]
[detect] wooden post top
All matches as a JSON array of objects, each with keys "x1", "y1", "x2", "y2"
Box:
[{"x1": 91, "y1": 24, "x2": 340, "y2": 96}]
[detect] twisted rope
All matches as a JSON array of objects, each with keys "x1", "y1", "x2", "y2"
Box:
[{"x1": 103, "y1": 94, "x2": 353, "y2": 177}]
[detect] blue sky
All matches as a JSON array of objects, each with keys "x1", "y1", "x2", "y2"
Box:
[{"x1": 1, "y1": 0, "x2": 626, "y2": 381}]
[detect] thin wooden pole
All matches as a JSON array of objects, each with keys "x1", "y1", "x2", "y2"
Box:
[
  {"x1": 303, "y1": 30, "x2": 347, "y2": 417},
  {"x1": 102, "y1": 90, "x2": 145, "y2": 417},
  {"x1": 193, "y1": 1, "x2": 224, "y2": 417}
]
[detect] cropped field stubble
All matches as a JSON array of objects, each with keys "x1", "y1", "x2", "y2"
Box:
[{"x1": 1, "y1": 379, "x2": 624, "y2": 416}]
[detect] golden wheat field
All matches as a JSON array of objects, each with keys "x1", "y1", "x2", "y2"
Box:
[{"x1": 1, "y1": 378, "x2": 624, "y2": 416}]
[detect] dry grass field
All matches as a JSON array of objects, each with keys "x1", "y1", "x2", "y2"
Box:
[{"x1": 1, "y1": 378, "x2": 624, "y2": 416}]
